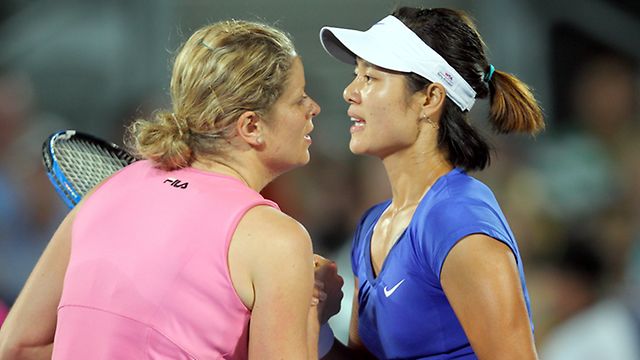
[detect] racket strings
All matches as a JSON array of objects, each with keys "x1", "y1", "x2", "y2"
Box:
[{"x1": 55, "y1": 139, "x2": 133, "y2": 195}]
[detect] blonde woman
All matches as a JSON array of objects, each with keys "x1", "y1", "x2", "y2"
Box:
[{"x1": 0, "y1": 20, "x2": 338, "y2": 359}]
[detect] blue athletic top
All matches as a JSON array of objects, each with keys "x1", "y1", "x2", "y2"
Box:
[{"x1": 351, "y1": 168, "x2": 533, "y2": 359}]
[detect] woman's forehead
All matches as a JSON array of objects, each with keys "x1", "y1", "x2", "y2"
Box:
[
  {"x1": 280, "y1": 57, "x2": 305, "y2": 97},
  {"x1": 356, "y1": 57, "x2": 407, "y2": 76}
]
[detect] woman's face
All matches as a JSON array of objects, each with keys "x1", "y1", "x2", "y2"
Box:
[
  {"x1": 262, "y1": 57, "x2": 320, "y2": 172},
  {"x1": 343, "y1": 58, "x2": 425, "y2": 159}
]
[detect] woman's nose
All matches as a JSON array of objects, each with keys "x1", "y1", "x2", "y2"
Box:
[
  {"x1": 343, "y1": 79, "x2": 360, "y2": 104},
  {"x1": 309, "y1": 98, "x2": 321, "y2": 117}
]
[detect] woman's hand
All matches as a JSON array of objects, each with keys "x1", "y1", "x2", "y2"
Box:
[{"x1": 313, "y1": 254, "x2": 344, "y2": 324}]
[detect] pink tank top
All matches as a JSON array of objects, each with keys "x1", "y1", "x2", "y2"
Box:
[
  {"x1": 52, "y1": 160, "x2": 278, "y2": 359},
  {"x1": 0, "y1": 300, "x2": 8, "y2": 326}
]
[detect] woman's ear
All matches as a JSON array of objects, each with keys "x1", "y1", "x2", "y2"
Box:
[
  {"x1": 235, "y1": 111, "x2": 264, "y2": 147},
  {"x1": 421, "y1": 83, "x2": 446, "y2": 118}
]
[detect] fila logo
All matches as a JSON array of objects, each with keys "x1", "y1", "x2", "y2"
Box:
[
  {"x1": 163, "y1": 178, "x2": 189, "y2": 189},
  {"x1": 383, "y1": 279, "x2": 405, "y2": 298}
]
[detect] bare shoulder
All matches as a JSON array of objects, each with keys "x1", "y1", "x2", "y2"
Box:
[
  {"x1": 231, "y1": 205, "x2": 314, "y2": 284},
  {"x1": 229, "y1": 204, "x2": 315, "y2": 311},
  {"x1": 236, "y1": 205, "x2": 312, "y2": 253}
]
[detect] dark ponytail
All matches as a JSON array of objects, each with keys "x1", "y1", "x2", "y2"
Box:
[
  {"x1": 394, "y1": 7, "x2": 544, "y2": 171},
  {"x1": 489, "y1": 70, "x2": 544, "y2": 134}
]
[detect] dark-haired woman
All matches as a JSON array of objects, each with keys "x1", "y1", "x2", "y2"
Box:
[{"x1": 317, "y1": 7, "x2": 543, "y2": 360}]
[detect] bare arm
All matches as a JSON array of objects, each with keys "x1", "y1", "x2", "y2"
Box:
[
  {"x1": 440, "y1": 234, "x2": 538, "y2": 360},
  {"x1": 0, "y1": 206, "x2": 76, "y2": 359},
  {"x1": 230, "y1": 206, "x2": 318, "y2": 359},
  {"x1": 0, "y1": 179, "x2": 110, "y2": 360}
]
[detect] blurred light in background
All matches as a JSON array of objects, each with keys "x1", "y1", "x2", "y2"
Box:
[{"x1": 0, "y1": 0, "x2": 638, "y2": 355}]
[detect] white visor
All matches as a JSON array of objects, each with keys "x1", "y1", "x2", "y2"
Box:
[{"x1": 320, "y1": 15, "x2": 476, "y2": 111}]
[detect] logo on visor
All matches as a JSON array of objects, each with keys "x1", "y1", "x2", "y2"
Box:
[{"x1": 437, "y1": 71, "x2": 455, "y2": 87}]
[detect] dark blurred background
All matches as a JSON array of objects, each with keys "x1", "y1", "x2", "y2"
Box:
[{"x1": 0, "y1": 0, "x2": 638, "y2": 357}]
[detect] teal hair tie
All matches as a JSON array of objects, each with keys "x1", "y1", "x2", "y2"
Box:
[{"x1": 484, "y1": 64, "x2": 495, "y2": 82}]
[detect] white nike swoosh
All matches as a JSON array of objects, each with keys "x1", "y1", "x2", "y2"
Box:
[{"x1": 383, "y1": 279, "x2": 405, "y2": 297}]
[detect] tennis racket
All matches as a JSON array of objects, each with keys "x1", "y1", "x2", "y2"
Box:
[{"x1": 42, "y1": 130, "x2": 137, "y2": 208}]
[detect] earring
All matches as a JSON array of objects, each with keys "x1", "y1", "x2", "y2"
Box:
[
  {"x1": 422, "y1": 115, "x2": 437, "y2": 128},
  {"x1": 256, "y1": 136, "x2": 264, "y2": 145}
]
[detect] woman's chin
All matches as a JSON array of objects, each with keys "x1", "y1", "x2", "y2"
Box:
[
  {"x1": 293, "y1": 151, "x2": 311, "y2": 168},
  {"x1": 349, "y1": 141, "x2": 367, "y2": 155},
  {"x1": 301, "y1": 153, "x2": 311, "y2": 166}
]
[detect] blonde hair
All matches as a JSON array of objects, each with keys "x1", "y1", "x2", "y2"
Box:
[{"x1": 128, "y1": 20, "x2": 297, "y2": 170}]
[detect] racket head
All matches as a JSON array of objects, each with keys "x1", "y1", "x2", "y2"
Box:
[{"x1": 42, "y1": 130, "x2": 137, "y2": 208}]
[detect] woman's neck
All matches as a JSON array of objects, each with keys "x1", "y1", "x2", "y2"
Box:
[
  {"x1": 381, "y1": 145, "x2": 452, "y2": 210},
  {"x1": 191, "y1": 155, "x2": 275, "y2": 193}
]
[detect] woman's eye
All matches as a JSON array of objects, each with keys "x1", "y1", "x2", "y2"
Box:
[{"x1": 353, "y1": 73, "x2": 372, "y2": 82}]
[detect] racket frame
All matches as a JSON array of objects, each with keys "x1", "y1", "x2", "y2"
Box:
[{"x1": 42, "y1": 129, "x2": 135, "y2": 208}]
